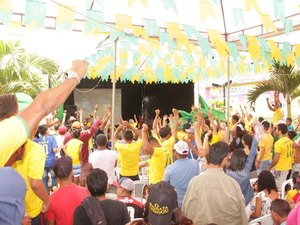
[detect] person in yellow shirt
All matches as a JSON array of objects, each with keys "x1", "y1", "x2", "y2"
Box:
[
  {"x1": 152, "y1": 108, "x2": 179, "y2": 163},
  {"x1": 0, "y1": 60, "x2": 88, "y2": 168},
  {"x1": 256, "y1": 121, "x2": 274, "y2": 174},
  {"x1": 64, "y1": 129, "x2": 83, "y2": 185},
  {"x1": 268, "y1": 123, "x2": 293, "y2": 192},
  {"x1": 13, "y1": 139, "x2": 50, "y2": 225},
  {"x1": 142, "y1": 124, "x2": 170, "y2": 184},
  {"x1": 114, "y1": 121, "x2": 142, "y2": 181},
  {"x1": 266, "y1": 91, "x2": 283, "y2": 124}
]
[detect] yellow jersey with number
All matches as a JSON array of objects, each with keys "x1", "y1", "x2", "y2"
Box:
[
  {"x1": 149, "y1": 146, "x2": 170, "y2": 184},
  {"x1": 274, "y1": 136, "x2": 293, "y2": 171}
]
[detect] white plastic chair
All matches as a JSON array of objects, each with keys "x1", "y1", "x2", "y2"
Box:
[
  {"x1": 133, "y1": 180, "x2": 148, "y2": 198},
  {"x1": 249, "y1": 214, "x2": 273, "y2": 225},
  {"x1": 281, "y1": 178, "x2": 293, "y2": 199}
]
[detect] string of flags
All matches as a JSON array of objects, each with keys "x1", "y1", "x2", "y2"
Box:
[{"x1": 0, "y1": 0, "x2": 299, "y2": 84}]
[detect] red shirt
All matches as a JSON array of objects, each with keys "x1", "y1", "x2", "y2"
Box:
[
  {"x1": 64, "y1": 120, "x2": 100, "y2": 163},
  {"x1": 45, "y1": 184, "x2": 89, "y2": 225}
]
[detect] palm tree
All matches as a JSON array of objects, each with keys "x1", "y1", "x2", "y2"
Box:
[
  {"x1": 0, "y1": 39, "x2": 60, "y2": 97},
  {"x1": 247, "y1": 61, "x2": 300, "y2": 118}
]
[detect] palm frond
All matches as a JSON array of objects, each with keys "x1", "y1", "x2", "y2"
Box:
[{"x1": 247, "y1": 80, "x2": 277, "y2": 107}]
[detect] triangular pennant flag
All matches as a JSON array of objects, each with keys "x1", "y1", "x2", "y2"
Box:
[
  {"x1": 159, "y1": 32, "x2": 177, "y2": 49},
  {"x1": 133, "y1": 26, "x2": 147, "y2": 38},
  {"x1": 232, "y1": 8, "x2": 245, "y2": 27},
  {"x1": 182, "y1": 24, "x2": 199, "y2": 39},
  {"x1": 238, "y1": 34, "x2": 248, "y2": 51},
  {"x1": 24, "y1": 0, "x2": 46, "y2": 29},
  {"x1": 227, "y1": 42, "x2": 239, "y2": 62},
  {"x1": 268, "y1": 40, "x2": 284, "y2": 62},
  {"x1": 128, "y1": 0, "x2": 137, "y2": 7},
  {"x1": 56, "y1": 4, "x2": 75, "y2": 31},
  {"x1": 109, "y1": 27, "x2": 125, "y2": 41},
  {"x1": 257, "y1": 37, "x2": 270, "y2": 53},
  {"x1": 260, "y1": 13, "x2": 277, "y2": 32},
  {"x1": 282, "y1": 42, "x2": 291, "y2": 63},
  {"x1": 143, "y1": 18, "x2": 160, "y2": 36},
  {"x1": 166, "y1": 22, "x2": 181, "y2": 39},
  {"x1": 0, "y1": 0, "x2": 12, "y2": 26},
  {"x1": 161, "y1": 0, "x2": 178, "y2": 13},
  {"x1": 247, "y1": 36, "x2": 261, "y2": 61},
  {"x1": 207, "y1": 29, "x2": 229, "y2": 58},
  {"x1": 243, "y1": 0, "x2": 261, "y2": 13},
  {"x1": 115, "y1": 14, "x2": 133, "y2": 31},
  {"x1": 199, "y1": 0, "x2": 216, "y2": 21},
  {"x1": 197, "y1": 35, "x2": 212, "y2": 55},
  {"x1": 273, "y1": 0, "x2": 285, "y2": 22},
  {"x1": 86, "y1": 10, "x2": 105, "y2": 34},
  {"x1": 284, "y1": 20, "x2": 293, "y2": 35}
]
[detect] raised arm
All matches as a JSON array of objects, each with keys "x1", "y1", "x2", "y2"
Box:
[
  {"x1": 208, "y1": 109, "x2": 218, "y2": 136},
  {"x1": 61, "y1": 110, "x2": 67, "y2": 125},
  {"x1": 78, "y1": 108, "x2": 83, "y2": 125},
  {"x1": 142, "y1": 124, "x2": 154, "y2": 155},
  {"x1": 171, "y1": 108, "x2": 179, "y2": 138},
  {"x1": 20, "y1": 60, "x2": 88, "y2": 134},
  {"x1": 244, "y1": 138, "x2": 258, "y2": 173},
  {"x1": 114, "y1": 124, "x2": 124, "y2": 141},
  {"x1": 203, "y1": 130, "x2": 212, "y2": 156},
  {"x1": 123, "y1": 121, "x2": 141, "y2": 138},
  {"x1": 266, "y1": 97, "x2": 275, "y2": 111},
  {"x1": 152, "y1": 109, "x2": 160, "y2": 137}
]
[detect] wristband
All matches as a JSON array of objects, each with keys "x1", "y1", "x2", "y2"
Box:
[{"x1": 67, "y1": 71, "x2": 81, "y2": 84}]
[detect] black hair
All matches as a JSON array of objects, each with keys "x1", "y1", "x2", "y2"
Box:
[
  {"x1": 123, "y1": 129, "x2": 134, "y2": 141},
  {"x1": 72, "y1": 129, "x2": 81, "y2": 139},
  {"x1": 86, "y1": 168, "x2": 108, "y2": 197},
  {"x1": 148, "y1": 136, "x2": 159, "y2": 145},
  {"x1": 183, "y1": 123, "x2": 191, "y2": 130},
  {"x1": 258, "y1": 117, "x2": 264, "y2": 123},
  {"x1": 232, "y1": 115, "x2": 239, "y2": 122},
  {"x1": 277, "y1": 123, "x2": 288, "y2": 135},
  {"x1": 96, "y1": 134, "x2": 107, "y2": 147},
  {"x1": 201, "y1": 131, "x2": 212, "y2": 143},
  {"x1": 288, "y1": 130, "x2": 297, "y2": 140},
  {"x1": 206, "y1": 142, "x2": 229, "y2": 166},
  {"x1": 236, "y1": 123, "x2": 246, "y2": 138},
  {"x1": 204, "y1": 118, "x2": 211, "y2": 128},
  {"x1": 228, "y1": 149, "x2": 247, "y2": 171},
  {"x1": 159, "y1": 126, "x2": 171, "y2": 138},
  {"x1": 286, "y1": 117, "x2": 292, "y2": 123},
  {"x1": 242, "y1": 134, "x2": 253, "y2": 149},
  {"x1": 270, "y1": 199, "x2": 291, "y2": 217},
  {"x1": 36, "y1": 124, "x2": 48, "y2": 137},
  {"x1": 54, "y1": 156, "x2": 73, "y2": 179},
  {"x1": 257, "y1": 170, "x2": 278, "y2": 193},
  {"x1": 262, "y1": 121, "x2": 270, "y2": 131},
  {"x1": 0, "y1": 94, "x2": 18, "y2": 121}
]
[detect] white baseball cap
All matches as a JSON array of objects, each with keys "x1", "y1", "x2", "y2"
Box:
[{"x1": 174, "y1": 141, "x2": 189, "y2": 155}]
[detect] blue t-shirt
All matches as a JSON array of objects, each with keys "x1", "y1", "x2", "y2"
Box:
[
  {"x1": 34, "y1": 135, "x2": 57, "y2": 168},
  {"x1": 187, "y1": 140, "x2": 198, "y2": 160},
  {"x1": 163, "y1": 157, "x2": 199, "y2": 207}
]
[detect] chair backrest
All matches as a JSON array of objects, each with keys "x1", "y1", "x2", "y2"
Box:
[
  {"x1": 249, "y1": 214, "x2": 273, "y2": 225},
  {"x1": 281, "y1": 178, "x2": 294, "y2": 199},
  {"x1": 133, "y1": 180, "x2": 148, "y2": 198}
]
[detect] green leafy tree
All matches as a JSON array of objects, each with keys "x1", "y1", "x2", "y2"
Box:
[
  {"x1": 0, "y1": 39, "x2": 60, "y2": 97},
  {"x1": 247, "y1": 61, "x2": 300, "y2": 118}
]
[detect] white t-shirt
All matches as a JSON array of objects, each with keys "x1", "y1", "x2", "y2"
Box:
[{"x1": 88, "y1": 149, "x2": 118, "y2": 184}]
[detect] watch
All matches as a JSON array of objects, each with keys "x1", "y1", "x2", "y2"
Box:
[{"x1": 67, "y1": 71, "x2": 81, "y2": 84}]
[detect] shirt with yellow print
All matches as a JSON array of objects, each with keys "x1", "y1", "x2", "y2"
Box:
[
  {"x1": 274, "y1": 136, "x2": 293, "y2": 171},
  {"x1": 157, "y1": 135, "x2": 175, "y2": 164},
  {"x1": 115, "y1": 139, "x2": 142, "y2": 176},
  {"x1": 12, "y1": 139, "x2": 46, "y2": 218},
  {"x1": 65, "y1": 138, "x2": 83, "y2": 165}
]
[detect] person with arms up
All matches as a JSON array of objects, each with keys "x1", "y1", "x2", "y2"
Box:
[{"x1": 0, "y1": 60, "x2": 88, "y2": 167}]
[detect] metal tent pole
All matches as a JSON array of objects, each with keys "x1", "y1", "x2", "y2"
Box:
[{"x1": 111, "y1": 38, "x2": 118, "y2": 151}]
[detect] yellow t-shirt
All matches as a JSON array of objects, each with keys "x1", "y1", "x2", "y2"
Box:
[
  {"x1": 286, "y1": 189, "x2": 298, "y2": 202},
  {"x1": 115, "y1": 139, "x2": 142, "y2": 176},
  {"x1": 177, "y1": 131, "x2": 187, "y2": 141},
  {"x1": 159, "y1": 136, "x2": 175, "y2": 164},
  {"x1": 0, "y1": 116, "x2": 29, "y2": 167},
  {"x1": 258, "y1": 133, "x2": 274, "y2": 161},
  {"x1": 274, "y1": 136, "x2": 293, "y2": 171},
  {"x1": 245, "y1": 119, "x2": 253, "y2": 133},
  {"x1": 210, "y1": 135, "x2": 219, "y2": 145},
  {"x1": 12, "y1": 139, "x2": 46, "y2": 218},
  {"x1": 65, "y1": 138, "x2": 83, "y2": 165},
  {"x1": 273, "y1": 109, "x2": 283, "y2": 123},
  {"x1": 149, "y1": 146, "x2": 170, "y2": 184}
]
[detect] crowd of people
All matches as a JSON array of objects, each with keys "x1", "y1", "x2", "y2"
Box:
[{"x1": 1, "y1": 60, "x2": 300, "y2": 225}]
